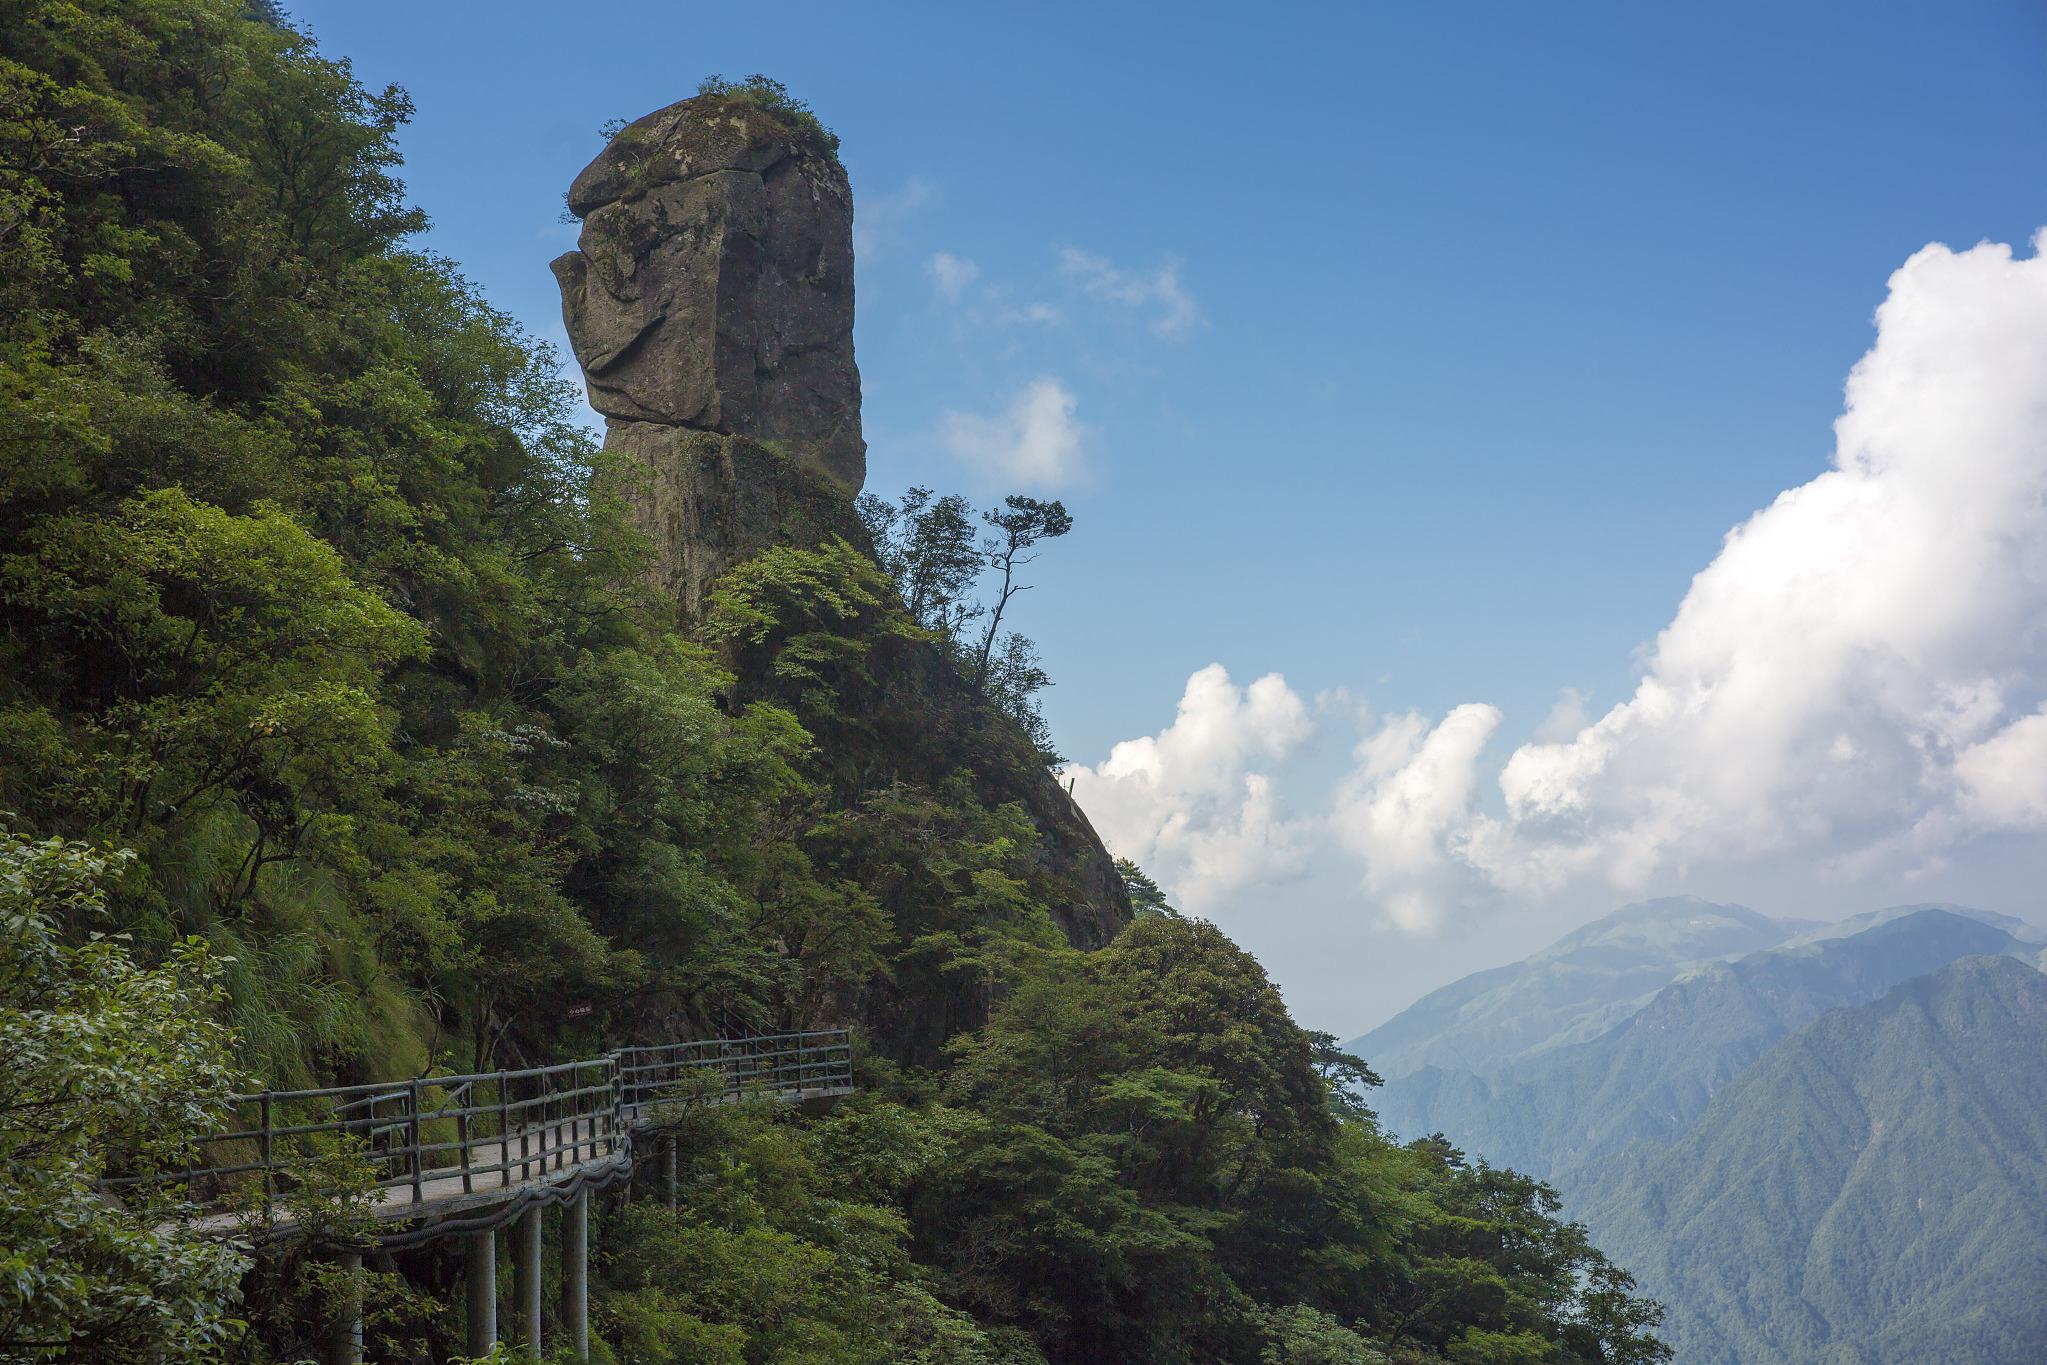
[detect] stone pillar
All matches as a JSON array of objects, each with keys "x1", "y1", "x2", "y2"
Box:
[
  {"x1": 513, "y1": 1205, "x2": 544, "y2": 1358},
  {"x1": 563, "y1": 1188, "x2": 589, "y2": 1362},
  {"x1": 330, "y1": 1250, "x2": 363, "y2": 1365},
  {"x1": 464, "y1": 1230, "x2": 497, "y2": 1357},
  {"x1": 664, "y1": 1137, "x2": 678, "y2": 1210}
]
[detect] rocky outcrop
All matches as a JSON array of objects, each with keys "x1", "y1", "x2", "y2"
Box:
[
  {"x1": 554, "y1": 98, "x2": 861, "y2": 480},
  {"x1": 554, "y1": 94, "x2": 864, "y2": 614},
  {"x1": 553, "y1": 93, "x2": 1128, "y2": 956}
]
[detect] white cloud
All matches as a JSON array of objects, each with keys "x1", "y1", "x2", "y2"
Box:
[
  {"x1": 937, "y1": 377, "x2": 1087, "y2": 489},
  {"x1": 1955, "y1": 708, "x2": 2047, "y2": 830},
  {"x1": 1058, "y1": 248, "x2": 1203, "y2": 340},
  {"x1": 1063, "y1": 665, "x2": 1314, "y2": 911},
  {"x1": 1479, "y1": 231, "x2": 2047, "y2": 889},
  {"x1": 1332, "y1": 706, "x2": 1503, "y2": 933},
  {"x1": 927, "y1": 250, "x2": 980, "y2": 302},
  {"x1": 1069, "y1": 230, "x2": 2047, "y2": 934}
]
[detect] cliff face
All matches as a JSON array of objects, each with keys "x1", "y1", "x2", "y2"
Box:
[
  {"x1": 553, "y1": 95, "x2": 1128, "y2": 954},
  {"x1": 553, "y1": 96, "x2": 865, "y2": 618}
]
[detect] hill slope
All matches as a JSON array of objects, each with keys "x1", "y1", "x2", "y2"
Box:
[{"x1": 1576, "y1": 955, "x2": 2047, "y2": 1364}]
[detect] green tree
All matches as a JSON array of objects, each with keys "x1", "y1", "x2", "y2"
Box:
[
  {"x1": 0, "y1": 830, "x2": 248, "y2": 1362},
  {"x1": 1116, "y1": 858, "x2": 1180, "y2": 918},
  {"x1": 858, "y1": 487, "x2": 1072, "y2": 762},
  {"x1": 858, "y1": 487, "x2": 985, "y2": 639},
  {"x1": 970, "y1": 496, "x2": 1072, "y2": 693}
]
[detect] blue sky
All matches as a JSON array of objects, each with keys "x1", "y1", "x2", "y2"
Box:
[{"x1": 293, "y1": 0, "x2": 2047, "y2": 1032}]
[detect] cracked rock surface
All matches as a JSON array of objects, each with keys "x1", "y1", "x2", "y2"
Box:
[{"x1": 553, "y1": 97, "x2": 864, "y2": 488}]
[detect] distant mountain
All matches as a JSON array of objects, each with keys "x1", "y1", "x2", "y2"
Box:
[
  {"x1": 1371, "y1": 907, "x2": 2035, "y2": 1179},
  {"x1": 1346, "y1": 896, "x2": 1807, "y2": 1079},
  {"x1": 1577, "y1": 955, "x2": 2047, "y2": 1364},
  {"x1": 1775, "y1": 901, "x2": 2044, "y2": 950}
]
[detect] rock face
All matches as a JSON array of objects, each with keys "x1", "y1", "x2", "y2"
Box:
[{"x1": 554, "y1": 95, "x2": 864, "y2": 614}]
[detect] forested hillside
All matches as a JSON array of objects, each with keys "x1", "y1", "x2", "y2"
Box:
[
  {"x1": 1354, "y1": 899, "x2": 2047, "y2": 1365},
  {"x1": 0, "y1": 4, "x2": 1670, "y2": 1361},
  {"x1": 1579, "y1": 956, "x2": 2047, "y2": 1364}
]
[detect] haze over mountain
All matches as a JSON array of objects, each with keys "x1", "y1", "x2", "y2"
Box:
[
  {"x1": 1579, "y1": 954, "x2": 2047, "y2": 1364},
  {"x1": 1345, "y1": 896, "x2": 1807, "y2": 1080},
  {"x1": 1365, "y1": 905, "x2": 2040, "y2": 1180}
]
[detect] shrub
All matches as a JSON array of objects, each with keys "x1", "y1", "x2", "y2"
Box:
[{"x1": 696, "y1": 74, "x2": 841, "y2": 156}]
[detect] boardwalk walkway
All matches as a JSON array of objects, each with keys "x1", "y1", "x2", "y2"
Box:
[{"x1": 154, "y1": 1029, "x2": 853, "y2": 1244}]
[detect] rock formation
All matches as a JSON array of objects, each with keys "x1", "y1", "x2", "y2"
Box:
[
  {"x1": 554, "y1": 92, "x2": 1129, "y2": 953},
  {"x1": 554, "y1": 94, "x2": 864, "y2": 617}
]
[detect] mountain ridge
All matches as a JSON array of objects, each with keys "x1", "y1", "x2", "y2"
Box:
[
  {"x1": 1346, "y1": 896, "x2": 1807, "y2": 1080},
  {"x1": 1370, "y1": 906, "x2": 2034, "y2": 1179}
]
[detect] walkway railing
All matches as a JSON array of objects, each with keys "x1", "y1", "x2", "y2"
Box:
[
  {"x1": 618, "y1": 1028, "x2": 855, "y2": 1112},
  {"x1": 112, "y1": 1028, "x2": 852, "y2": 1227}
]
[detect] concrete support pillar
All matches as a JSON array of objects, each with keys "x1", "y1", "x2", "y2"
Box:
[
  {"x1": 330, "y1": 1250, "x2": 363, "y2": 1365},
  {"x1": 664, "y1": 1137, "x2": 678, "y2": 1210},
  {"x1": 513, "y1": 1205, "x2": 544, "y2": 1358},
  {"x1": 464, "y1": 1229, "x2": 497, "y2": 1358},
  {"x1": 563, "y1": 1189, "x2": 589, "y2": 1362}
]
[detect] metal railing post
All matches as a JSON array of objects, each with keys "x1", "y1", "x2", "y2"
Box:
[
  {"x1": 458, "y1": 1084, "x2": 474, "y2": 1194},
  {"x1": 407, "y1": 1077, "x2": 423, "y2": 1203},
  {"x1": 259, "y1": 1094, "x2": 273, "y2": 1224},
  {"x1": 498, "y1": 1071, "x2": 509, "y2": 1189}
]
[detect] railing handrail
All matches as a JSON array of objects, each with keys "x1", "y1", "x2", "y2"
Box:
[{"x1": 119, "y1": 1027, "x2": 853, "y2": 1217}]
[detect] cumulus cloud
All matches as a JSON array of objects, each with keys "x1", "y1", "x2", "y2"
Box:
[
  {"x1": 1478, "y1": 231, "x2": 2047, "y2": 889},
  {"x1": 1070, "y1": 230, "x2": 2047, "y2": 933},
  {"x1": 1332, "y1": 706, "x2": 1503, "y2": 933},
  {"x1": 927, "y1": 250, "x2": 980, "y2": 302},
  {"x1": 1058, "y1": 248, "x2": 1203, "y2": 339},
  {"x1": 1955, "y1": 708, "x2": 2047, "y2": 830},
  {"x1": 938, "y1": 377, "x2": 1086, "y2": 489},
  {"x1": 1063, "y1": 665, "x2": 1314, "y2": 911}
]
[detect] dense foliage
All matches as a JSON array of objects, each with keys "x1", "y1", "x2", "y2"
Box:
[
  {"x1": 0, "y1": 831, "x2": 247, "y2": 1361},
  {"x1": 1579, "y1": 955, "x2": 2047, "y2": 1364},
  {"x1": 600, "y1": 919, "x2": 1668, "y2": 1365},
  {"x1": 0, "y1": 4, "x2": 1669, "y2": 1361}
]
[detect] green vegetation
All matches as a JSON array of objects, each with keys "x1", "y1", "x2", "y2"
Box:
[
  {"x1": 597, "y1": 918, "x2": 1668, "y2": 1364},
  {"x1": 0, "y1": 3, "x2": 1668, "y2": 1360},
  {"x1": 695, "y1": 74, "x2": 840, "y2": 156},
  {"x1": 1578, "y1": 956, "x2": 2047, "y2": 1364},
  {"x1": 859, "y1": 487, "x2": 1073, "y2": 763},
  {"x1": 0, "y1": 831, "x2": 247, "y2": 1360},
  {"x1": 1118, "y1": 856, "x2": 1180, "y2": 917}
]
